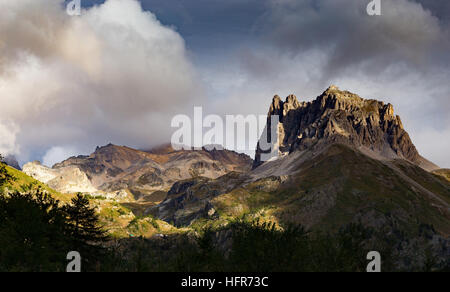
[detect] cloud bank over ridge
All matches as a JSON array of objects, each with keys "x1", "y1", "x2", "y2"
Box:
[{"x1": 0, "y1": 0, "x2": 202, "y2": 166}]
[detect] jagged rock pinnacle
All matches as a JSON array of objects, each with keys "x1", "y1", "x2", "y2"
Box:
[
  {"x1": 327, "y1": 84, "x2": 339, "y2": 91},
  {"x1": 254, "y1": 86, "x2": 437, "y2": 171}
]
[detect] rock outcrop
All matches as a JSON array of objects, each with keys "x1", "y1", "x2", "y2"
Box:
[
  {"x1": 254, "y1": 85, "x2": 438, "y2": 171},
  {"x1": 22, "y1": 161, "x2": 97, "y2": 194},
  {"x1": 150, "y1": 171, "x2": 249, "y2": 226}
]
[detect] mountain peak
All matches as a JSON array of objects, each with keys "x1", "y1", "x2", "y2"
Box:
[
  {"x1": 269, "y1": 95, "x2": 283, "y2": 116},
  {"x1": 285, "y1": 94, "x2": 299, "y2": 104},
  {"x1": 255, "y1": 87, "x2": 438, "y2": 171},
  {"x1": 325, "y1": 84, "x2": 339, "y2": 92},
  {"x1": 95, "y1": 143, "x2": 117, "y2": 151}
]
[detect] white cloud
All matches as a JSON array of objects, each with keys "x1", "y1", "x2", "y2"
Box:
[
  {"x1": 0, "y1": 0, "x2": 203, "y2": 163},
  {"x1": 0, "y1": 121, "x2": 19, "y2": 156},
  {"x1": 42, "y1": 146, "x2": 80, "y2": 167}
]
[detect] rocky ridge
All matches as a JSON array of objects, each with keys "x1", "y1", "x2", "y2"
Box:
[
  {"x1": 24, "y1": 144, "x2": 253, "y2": 199},
  {"x1": 254, "y1": 85, "x2": 438, "y2": 171}
]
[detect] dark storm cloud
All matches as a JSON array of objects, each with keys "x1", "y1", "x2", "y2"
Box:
[
  {"x1": 257, "y1": 0, "x2": 450, "y2": 80},
  {"x1": 79, "y1": 0, "x2": 450, "y2": 59},
  {"x1": 78, "y1": 1, "x2": 450, "y2": 79}
]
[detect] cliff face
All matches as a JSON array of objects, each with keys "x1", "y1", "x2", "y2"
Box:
[
  {"x1": 254, "y1": 86, "x2": 438, "y2": 171},
  {"x1": 22, "y1": 161, "x2": 98, "y2": 194}
]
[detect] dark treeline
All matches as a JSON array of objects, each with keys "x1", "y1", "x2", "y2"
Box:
[
  {"x1": 102, "y1": 219, "x2": 449, "y2": 272},
  {"x1": 0, "y1": 191, "x2": 108, "y2": 272},
  {"x1": 1, "y1": 159, "x2": 108, "y2": 271}
]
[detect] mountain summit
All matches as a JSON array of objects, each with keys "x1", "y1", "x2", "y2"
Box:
[{"x1": 254, "y1": 86, "x2": 438, "y2": 171}]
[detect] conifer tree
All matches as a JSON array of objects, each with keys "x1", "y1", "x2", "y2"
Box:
[
  {"x1": 0, "y1": 190, "x2": 68, "y2": 271},
  {"x1": 63, "y1": 193, "x2": 108, "y2": 265}
]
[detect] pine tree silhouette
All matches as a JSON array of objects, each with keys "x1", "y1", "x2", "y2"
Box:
[{"x1": 63, "y1": 193, "x2": 108, "y2": 267}]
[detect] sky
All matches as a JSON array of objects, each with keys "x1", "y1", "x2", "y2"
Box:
[{"x1": 0, "y1": 0, "x2": 449, "y2": 168}]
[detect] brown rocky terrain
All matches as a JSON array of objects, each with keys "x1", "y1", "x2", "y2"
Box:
[
  {"x1": 254, "y1": 85, "x2": 438, "y2": 171},
  {"x1": 30, "y1": 143, "x2": 253, "y2": 199}
]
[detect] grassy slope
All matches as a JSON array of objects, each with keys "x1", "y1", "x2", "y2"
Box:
[
  {"x1": 95, "y1": 199, "x2": 183, "y2": 238},
  {"x1": 211, "y1": 144, "x2": 450, "y2": 236},
  {"x1": 2, "y1": 165, "x2": 73, "y2": 203},
  {"x1": 433, "y1": 169, "x2": 450, "y2": 182}
]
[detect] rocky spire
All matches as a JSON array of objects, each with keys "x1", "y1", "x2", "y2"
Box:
[
  {"x1": 269, "y1": 95, "x2": 283, "y2": 117},
  {"x1": 254, "y1": 86, "x2": 437, "y2": 171}
]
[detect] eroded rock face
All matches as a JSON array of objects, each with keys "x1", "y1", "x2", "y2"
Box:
[
  {"x1": 254, "y1": 85, "x2": 438, "y2": 170},
  {"x1": 22, "y1": 161, "x2": 97, "y2": 194}
]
